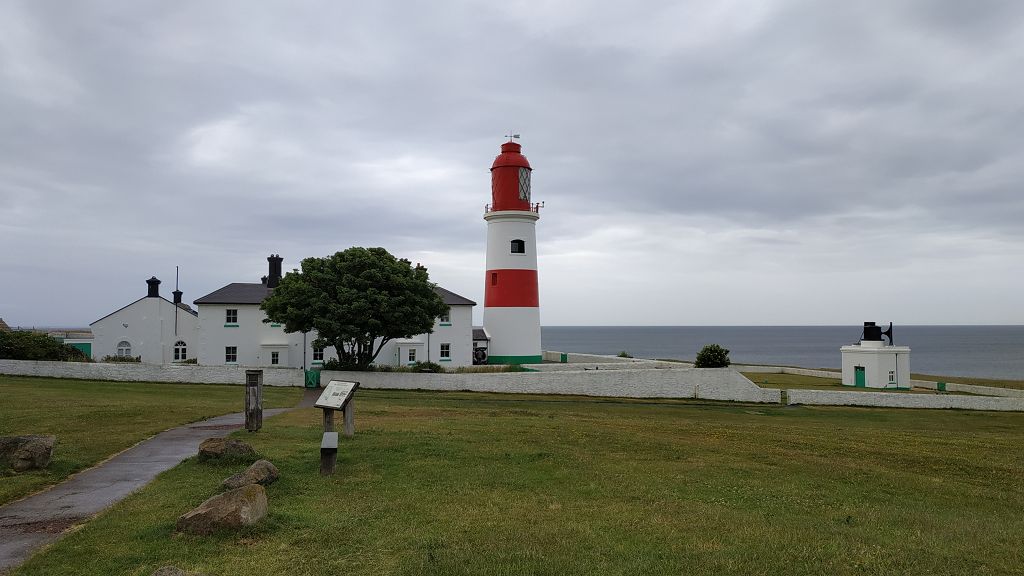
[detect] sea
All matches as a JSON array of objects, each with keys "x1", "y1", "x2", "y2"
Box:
[{"x1": 541, "y1": 326, "x2": 1024, "y2": 381}]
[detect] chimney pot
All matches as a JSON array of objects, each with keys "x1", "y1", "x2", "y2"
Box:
[
  {"x1": 146, "y1": 277, "x2": 161, "y2": 298},
  {"x1": 172, "y1": 289, "x2": 182, "y2": 304},
  {"x1": 267, "y1": 254, "x2": 284, "y2": 288}
]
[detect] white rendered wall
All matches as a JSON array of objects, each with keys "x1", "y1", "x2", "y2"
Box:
[
  {"x1": 841, "y1": 344, "x2": 911, "y2": 389},
  {"x1": 482, "y1": 307, "x2": 541, "y2": 359},
  {"x1": 485, "y1": 216, "x2": 539, "y2": 271},
  {"x1": 91, "y1": 297, "x2": 199, "y2": 364}
]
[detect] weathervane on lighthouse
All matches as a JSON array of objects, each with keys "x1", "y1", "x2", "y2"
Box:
[{"x1": 482, "y1": 136, "x2": 543, "y2": 364}]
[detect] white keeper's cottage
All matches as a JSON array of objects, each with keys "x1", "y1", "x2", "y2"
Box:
[
  {"x1": 90, "y1": 277, "x2": 199, "y2": 364},
  {"x1": 192, "y1": 254, "x2": 476, "y2": 368}
]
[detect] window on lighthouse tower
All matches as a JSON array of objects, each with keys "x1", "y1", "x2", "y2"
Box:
[
  {"x1": 518, "y1": 167, "x2": 531, "y2": 201},
  {"x1": 511, "y1": 239, "x2": 525, "y2": 254}
]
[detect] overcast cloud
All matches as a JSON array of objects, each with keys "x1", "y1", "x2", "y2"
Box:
[{"x1": 2, "y1": 0, "x2": 1022, "y2": 327}]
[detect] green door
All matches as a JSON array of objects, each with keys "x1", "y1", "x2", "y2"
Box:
[{"x1": 854, "y1": 366, "x2": 866, "y2": 388}]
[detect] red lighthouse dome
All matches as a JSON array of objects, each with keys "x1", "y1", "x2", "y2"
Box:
[{"x1": 489, "y1": 141, "x2": 533, "y2": 212}]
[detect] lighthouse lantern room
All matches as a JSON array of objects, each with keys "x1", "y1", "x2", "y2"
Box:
[{"x1": 482, "y1": 139, "x2": 543, "y2": 364}]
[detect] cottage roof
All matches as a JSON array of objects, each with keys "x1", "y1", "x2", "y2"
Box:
[
  {"x1": 434, "y1": 286, "x2": 476, "y2": 306},
  {"x1": 194, "y1": 283, "x2": 272, "y2": 305},
  {"x1": 0, "y1": 317, "x2": 9, "y2": 331},
  {"x1": 194, "y1": 283, "x2": 476, "y2": 307},
  {"x1": 472, "y1": 327, "x2": 490, "y2": 341}
]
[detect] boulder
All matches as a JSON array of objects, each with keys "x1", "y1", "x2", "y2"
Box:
[
  {"x1": 222, "y1": 459, "x2": 279, "y2": 489},
  {"x1": 175, "y1": 484, "x2": 268, "y2": 536},
  {"x1": 197, "y1": 438, "x2": 256, "y2": 462},
  {"x1": 0, "y1": 435, "x2": 56, "y2": 472},
  {"x1": 151, "y1": 567, "x2": 207, "y2": 576}
]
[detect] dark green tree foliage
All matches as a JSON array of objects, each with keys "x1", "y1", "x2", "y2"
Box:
[
  {"x1": 260, "y1": 247, "x2": 449, "y2": 370},
  {"x1": 0, "y1": 331, "x2": 90, "y2": 362},
  {"x1": 694, "y1": 343, "x2": 731, "y2": 368}
]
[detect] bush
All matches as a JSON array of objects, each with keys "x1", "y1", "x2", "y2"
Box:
[
  {"x1": 694, "y1": 344, "x2": 730, "y2": 368},
  {"x1": 617, "y1": 351, "x2": 633, "y2": 358},
  {"x1": 410, "y1": 361, "x2": 444, "y2": 373},
  {"x1": 174, "y1": 358, "x2": 198, "y2": 364},
  {"x1": 102, "y1": 355, "x2": 141, "y2": 363},
  {"x1": 0, "y1": 331, "x2": 90, "y2": 362}
]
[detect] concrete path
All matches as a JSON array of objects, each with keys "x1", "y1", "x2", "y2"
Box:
[{"x1": 0, "y1": 404, "x2": 300, "y2": 573}]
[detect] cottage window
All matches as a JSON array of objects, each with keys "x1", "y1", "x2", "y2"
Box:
[
  {"x1": 440, "y1": 343, "x2": 451, "y2": 359},
  {"x1": 271, "y1": 351, "x2": 279, "y2": 365},
  {"x1": 117, "y1": 341, "x2": 132, "y2": 357},
  {"x1": 408, "y1": 348, "x2": 416, "y2": 362},
  {"x1": 225, "y1": 346, "x2": 237, "y2": 363},
  {"x1": 313, "y1": 347, "x2": 324, "y2": 362},
  {"x1": 173, "y1": 341, "x2": 187, "y2": 361},
  {"x1": 225, "y1": 309, "x2": 238, "y2": 324}
]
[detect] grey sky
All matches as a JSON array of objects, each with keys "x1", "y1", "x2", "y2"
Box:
[{"x1": 2, "y1": 0, "x2": 1022, "y2": 327}]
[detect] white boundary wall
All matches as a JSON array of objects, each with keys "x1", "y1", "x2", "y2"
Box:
[
  {"x1": 0, "y1": 359, "x2": 302, "y2": 386},
  {"x1": 787, "y1": 389, "x2": 1024, "y2": 411},
  {"x1": 910, "y1": 379, "x2": 1024, "y2": 398},
  {"x1": 322, "y1": 367, "x2": 781, "y2": 403}
]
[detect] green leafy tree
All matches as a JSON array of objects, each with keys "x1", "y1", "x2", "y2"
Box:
[
  {"x1": 694, "y1": 343, "x2": 730, "y2": 368},
  {"x1": 260, "y1": 247, "x2": 449, "y2": 370}
]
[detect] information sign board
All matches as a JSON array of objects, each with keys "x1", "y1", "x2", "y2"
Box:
[{"x1": 314, "y1": 380, "x2": 359, "y2": 410}]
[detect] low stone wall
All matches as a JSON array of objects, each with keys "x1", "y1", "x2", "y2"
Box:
[
  {"x1": 322, "y1": 367, "x2": 781, "y2": 403},
  {"x1": 910, "y1": 380, "x2": 1024, "y2": 398},
  {"x1": 541, "y1": 351, "x2": 653, "y2": 364},
  {"x1": 786, "y1": 389, "x2": 1024, "y2": 412},
  {"x1": 527, "y1": 361, "x2": 689, "y2": 372},
  {"x1": 0, "y1": 359, "x2": 302, "y2": 386}
]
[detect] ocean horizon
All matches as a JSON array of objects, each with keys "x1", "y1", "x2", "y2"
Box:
[{"x1": 540, "y1": 325, "x2": 1024, "y2": 381}]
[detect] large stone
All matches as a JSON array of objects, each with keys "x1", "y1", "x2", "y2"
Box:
[
  {"x1": 175, "y1": 484, "x2": 268, "y2": 535},
  {"x1": 0, "y1": 435, "x2": 56, "y2": 472},
  {"x1": 222, "y1": 459, "x2": 279, "y2": 489},
  {"x1": 197, "y1": 437, "x2": 256, "y2": 462}
]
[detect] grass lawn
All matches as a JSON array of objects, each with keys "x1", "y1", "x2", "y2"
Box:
[
  {"x1": 0, "y1": 376, "x2": 301, "y2": 506},
  {"x1": 11, "y1": 388, "x2": 1024, "y2": 576},
  {"x1": 739, "y1": 371, "x2": 944, "y2": 393}
]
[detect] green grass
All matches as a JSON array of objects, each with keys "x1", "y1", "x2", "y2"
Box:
[
  {"x1": 11, "y1": 388, "x2": 1024, "y2": 576},
  {"x1": 0, "y1": 376, "x2": 301, "y2": 505},
  {"x1": 740, "y1": 371, "x2": 941, "y2": 393},
  {"x1": 911, "y1": 373, "x2": 1024, "y2": 390}
]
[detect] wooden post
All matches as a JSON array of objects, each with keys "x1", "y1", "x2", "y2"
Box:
[
  {"x1": 342, "y1": 401, "x2": 355, "y2": 437},
  {"x1": 245, "y1": 370, "x2": 263, "y2": 432},
  {"x1": 322, "y1": 408, "x2": 334, "y2": 432}
]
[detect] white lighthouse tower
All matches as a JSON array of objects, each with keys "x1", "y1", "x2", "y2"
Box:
[{"x1": 482, "y1": 138, "x2": 542, "y2": 364}]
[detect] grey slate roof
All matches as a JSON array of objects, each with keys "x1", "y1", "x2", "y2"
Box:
[
  {"x1": 472, "y1": 327, "x2": 490, "y2": 341},
  {"x1": 194, "y1": 283, "x2": 476, "y2": 307},
  {"x1": 0, "y1": 317, "x2": 9, "y2": 331},
  {"x1": 194, "y1": 283, "x2": 272, "y2": 305},
  {"x1": 434, "y1": 286, "x2": 476, "y2": 306}
]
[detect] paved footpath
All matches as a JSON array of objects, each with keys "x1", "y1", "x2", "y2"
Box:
[{"x1": 0, "y1": 388, "x2": 321, "y2": 573}]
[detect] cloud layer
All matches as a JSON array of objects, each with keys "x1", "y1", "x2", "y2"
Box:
[{"x1": 2, "y1": 0, "x2": 1022, "y2": 326}]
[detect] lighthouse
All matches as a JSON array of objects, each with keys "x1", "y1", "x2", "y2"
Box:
[{"x1": 482, "y1": 139, "x2": 542, "y2": 364}]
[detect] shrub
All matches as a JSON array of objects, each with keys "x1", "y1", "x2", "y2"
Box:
[
  {"x1": 410, "y1": 361, "x2": 444, "y2": 373},
  {"x1": 0, "y1": 331, "x2": 90, "y2": 362},
  {"x1": 617, "y1": 351, "x2": 633, "y2": 358},
  {"x1": 694, "y1": 344, "x2": 730, "y2": 368},
  {"x1": 102, "y1": 355, "x2": 141, "y2": 363}
]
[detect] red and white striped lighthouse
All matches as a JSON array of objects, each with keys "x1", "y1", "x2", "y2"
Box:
[{"x1": 483, "y1": 139, "x2": 542, "y2": 364}]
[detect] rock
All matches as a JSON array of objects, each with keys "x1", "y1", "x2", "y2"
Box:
[
  {"x1": 222, "y1": 459, "x2": 279, "y2": 489},
  {"x1": 175, "y1": 484, "x2": 268, "y2": 536},
  {"x1": 0, "y1": 435, "x2": 56, "y2": 472},
  {"x1": 197, "y1": 438, "x2": 256, "y2": 462},
  {"x1": 151, "y1": 567, "x2": 207, "y2": 576}
]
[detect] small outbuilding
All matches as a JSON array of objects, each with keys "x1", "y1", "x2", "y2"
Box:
[{"x1": 840, "y1": 322, "x2": 911, "y2": 389}]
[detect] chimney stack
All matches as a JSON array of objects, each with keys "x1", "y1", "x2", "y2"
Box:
[
  {"x1": 172, "y1": 289, "x2": 183, "y2": 304},
  {"x1": 267, "y1": 254, "x2": 283, "y2": 288},
  {"x1": 146, "y1": 277, "x2": 161, "y2": 298}
]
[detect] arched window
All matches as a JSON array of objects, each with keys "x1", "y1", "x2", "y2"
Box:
[
  {"x1": 510, "y1": 239, "x2": 525, "y2": 254},
  {"x1": 117, "y1": 341, "x2": 132, "y2": 357},
  {"x1": 174, "y1": 341, "x2": 187, "y2": 361}
]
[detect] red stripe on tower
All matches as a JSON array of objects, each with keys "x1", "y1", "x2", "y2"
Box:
[{"x1": 485, "y1": 269, "x2": 539, "y2": 307}]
